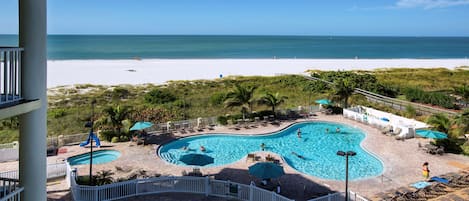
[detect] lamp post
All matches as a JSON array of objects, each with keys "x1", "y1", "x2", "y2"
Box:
[
  {"x1": 85, "y1": 99, "x2": 97, "y2": 185},
  {"x1": 337, "y1": 150, "x2": 356, "y2": 201}
]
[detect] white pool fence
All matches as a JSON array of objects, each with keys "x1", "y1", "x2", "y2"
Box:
[
  {"x1": 69, "y1": 166, "x2": 294, "y2": 201},
  {"x1": 307, "y1": 191, "x2": 368, "y2": 201},
  {"x1": 0, "y1": 162, "x2": 67, "y2": 180}
]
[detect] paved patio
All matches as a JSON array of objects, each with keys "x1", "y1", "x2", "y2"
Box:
[{"x1": 2, "y1": 113, "x2": 469, "y2": 201}]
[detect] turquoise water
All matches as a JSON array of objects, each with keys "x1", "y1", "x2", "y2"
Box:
[
  {"x1": 1, "y1": 35, "x2": 469, "y2": 59},
  {"x1": 159, "y1": 121, "x2": 383, "y2": 180},
  {"x1": 68, "y1": 150, "x2": 121, "y2": 166}
]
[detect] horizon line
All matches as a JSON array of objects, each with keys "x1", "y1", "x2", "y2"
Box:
[{"x1": 1, "y1": 33, "x2": 469, "y2": 38}]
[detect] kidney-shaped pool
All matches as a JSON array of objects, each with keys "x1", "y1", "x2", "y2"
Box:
[{"x1": 158, "y1": 121, "x2": 383, "y2": 180}]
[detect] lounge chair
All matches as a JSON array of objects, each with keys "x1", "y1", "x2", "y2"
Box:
[
  {"x1": 381, "y1": 125, "x2": 392, "y2": 134},
  {"x1": 391, "y1": 127, "x2": 402, "y2": 135},
  {"x1": 246, "y1": 154, "x2": 256, "y2": 163}
]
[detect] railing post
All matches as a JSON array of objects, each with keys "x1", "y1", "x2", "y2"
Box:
[
  {"x1": 249, "y1": 183, "x2": 254, "y2": 201},
  {"x1": 95, "y1": 187, "x2": 99, "y2": 201},
  {"x1": 205, "y1": 176, "x2": 210, "y2": 196},
  {"x1": 135, "y1": 179, "x2": 139, "y2": 196}
]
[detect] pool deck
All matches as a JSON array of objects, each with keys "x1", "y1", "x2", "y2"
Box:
[{"x1": 2, "y1": 114, "x2": 469, "y2": 201}]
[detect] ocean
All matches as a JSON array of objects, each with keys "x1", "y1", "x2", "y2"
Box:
[{"x1": 1, "y1": 35, "x2": 469, "y2": 60}]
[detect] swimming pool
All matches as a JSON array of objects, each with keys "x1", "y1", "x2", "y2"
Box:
[
  {"x1": 158, "y1": 121, "x2": 383, "y2": 180},
  {"x1": 68, "y1": 150, "x2": 121, "y2": 166}
]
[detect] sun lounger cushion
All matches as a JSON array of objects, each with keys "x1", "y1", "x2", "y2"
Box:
[
  {"x1": 411, "y1": 181, "x2": 431, "y2": 189},
  {"x1": 429, "y1": 176, "x2": 449, "y2": 184}
]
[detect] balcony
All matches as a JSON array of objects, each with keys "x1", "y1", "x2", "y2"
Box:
[{"x1": 0, "y1": 47, "x2": 41, "y2": 120}]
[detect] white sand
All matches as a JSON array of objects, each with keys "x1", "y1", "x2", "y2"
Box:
[{"x1": 48, "y1": 59, "x2": 469, "y2": 88}]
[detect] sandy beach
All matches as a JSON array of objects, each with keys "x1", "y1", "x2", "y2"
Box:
[{"x1": 48, "y1": 59, "x2": 469, "y2": 88}]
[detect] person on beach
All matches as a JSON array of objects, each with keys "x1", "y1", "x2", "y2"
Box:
[
  {"x1": 260, "y1": 143, "x2": 266, "y2": 151},
  {"x1": 297, "y1": 128, "x2": 302, "y2": 138},
  {"x1": 422, "y1": 162, "x2": 430, "y2": 179}
]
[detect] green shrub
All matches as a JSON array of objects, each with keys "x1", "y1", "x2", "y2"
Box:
[
  {"x1": 144, "y1": 88, "x2": 177, "y2": 105},
  {"x1": 111, "y1": 136, "x2": 120, "y2": 143},
  {"x1": 210, "y1": 92, "x2": 226, "y2": 106},
  {"x1": 217, "y1": 116, "x2": 228, "y2": 125},
  {"x1": 50, "y1": 109, "x2": 67, "y2": 118},
  {"x1": 99, "y1": 130, "x2": 117, "y2": 142},
  {"x1": 461, "y1": 142, "x2": 469, "y2": 156},
  {"x1": 172, "y1": 99, "x2": 189, "y2": 108},
  {"x1": 119, "y1": 135, "x2": 129, "y2": 142},
  {"x1": 433, "y1": 138, "x2": 463, "y2": 154}
]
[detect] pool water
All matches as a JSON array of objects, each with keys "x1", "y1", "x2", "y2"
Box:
[
  {"x1": 68, "y1": 150, "x2": 121, "y2": 166},
  {"x1": 159, "y1": 121, "x2": 383, "y2": 180}
]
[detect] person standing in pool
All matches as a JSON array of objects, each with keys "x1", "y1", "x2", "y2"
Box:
[
  {"x1": 336, "y1": 127, "x2": 341, "y2": 133},
  {"x1": 297, "y1": 128, "x2": 302, "y2": 138},
  {"x1": 260, "y1": 143, "x2": 266, "y2": 151}
]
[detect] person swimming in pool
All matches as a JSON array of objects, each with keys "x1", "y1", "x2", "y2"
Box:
[
  {"x1": 200, "y1": 145, "x2": 206, "y2": 152},
  {"x1": 336, "y1": 127, "x2": 341, "y2": 133},
  {"x1": 291, "y1": 152, "x2": 305, "y2": 159},
  {"x1": 297, "y1": 128, "x2": 302, "y2": 138},
  {"x1": 260, "y1": 143, "x2": 266, "y2": 151}
]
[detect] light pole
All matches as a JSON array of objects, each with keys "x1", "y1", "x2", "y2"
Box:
[
  {"x1": 85, "y1": 99, "x2": 97, "y2": 185},
  {"x1": 337, "y1": 151, "x2": 356, "y2": 201}
]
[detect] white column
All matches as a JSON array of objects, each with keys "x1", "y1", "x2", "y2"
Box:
[{"x1": 18, "y1": 0, "x2": 47, "y2": 201}]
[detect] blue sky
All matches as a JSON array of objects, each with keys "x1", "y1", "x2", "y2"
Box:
[{"x1": 1, "y1": 0, "x2": 469, "y2": 36}]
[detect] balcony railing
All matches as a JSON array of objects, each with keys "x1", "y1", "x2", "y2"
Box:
[
  {"x1": 0, "y1": 177, "x2": 21, "y2": 201},
  {"x1": 0, "y1": 47, "x2": 23, "y2": 108}
]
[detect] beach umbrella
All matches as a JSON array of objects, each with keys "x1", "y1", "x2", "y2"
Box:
[
  {"x1": 248, "y1": 162, "x2": 285, "y2": 179},
  {"x1": 415, "y1": 130, "x2": 448, "y2": 139},
  {"x1": 315, "y1": 99, "x2": 331, "y2": 105},
  {"x1": 179, "y1": 153, "x2": 214, "y2": 166},
  {"x1": 130, "y1": 121, "x2": 154, "y2": 131}
]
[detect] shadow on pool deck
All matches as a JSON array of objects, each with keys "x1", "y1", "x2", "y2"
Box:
[{"x1": 214, "y1": 167, "x2": 333, "y2": 201}]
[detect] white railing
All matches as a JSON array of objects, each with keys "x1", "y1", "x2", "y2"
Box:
[
  {"x1": 0, "y1": 142, "x2": 17, "y2": 149},
  {"x1": 0, "y1": 187, "x2": 23, "y2": 201},
  {"x1": 70, "y1": 170, "x2": 294, "y2": 201},
  {"x1": 0, "y1": 47, "x2": 23, "y2": 106},
  {"x1": 307, "y1": 191, "x2": 369, "y2": 201},
  {"x1": 0, "y1": 162, "x2": 67, "y2": 180},
  {"x1": 0, "y1": 148, "x2": 18, "y2": 163}
]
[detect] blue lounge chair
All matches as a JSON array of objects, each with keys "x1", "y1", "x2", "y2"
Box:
[
  {"x1": 429, "y1": 176, "x2": 449, "y2": 184},
  {"x1": 411, "y1": 181, "x2": 431, "y2": 189}
]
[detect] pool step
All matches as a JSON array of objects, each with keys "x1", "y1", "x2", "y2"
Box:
[{"x1": 160, "y1": 152, "x2": 178, "y2": 164}]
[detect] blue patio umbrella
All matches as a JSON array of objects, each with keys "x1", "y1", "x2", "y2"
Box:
[
  {"x1": 415, "y1": 130, "x2": 448, "y2": 139},
  {"x1": 248, "y1": 162, "x2": 285, "y2": 179},
  {"x1": 179, "y1": 153, "x2": 214, "y2": 166},
  {"x1": 315, "y1": 99, "x2": 331, "y2": 105},
  {"x1": 130, "y1": 121, "x2": 154, "y2": 131}
]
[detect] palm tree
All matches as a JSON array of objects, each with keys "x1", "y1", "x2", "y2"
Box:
[
  {"x1": 453, "y1": 109, "x2": 469, "y2": 136},
  {"x1": 224, "y1": 84, "x2": 257, "y2": 120},
  {"x1": 94, "y1": 170, "x2": 114, "y2": 185},
  {"x1": 101, "y1": 105, "x2": 132, "y2": 134},
  {"x1": 426, "y1": 113, "x2": 451, "y2": 133},
  {"x1": 330, "y1": 79, "x2": 355, "y2": 108},
  {"x1": 258, "y1": 92, "x2": 288, "y2": 117}
]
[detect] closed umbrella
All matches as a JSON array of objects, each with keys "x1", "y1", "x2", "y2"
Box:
[
  {"x1": 179, "y1": 153, "x2": 214, "y2": 166},
  {"x1": 415, "y1": 130, "x2": 448, "y2": 139},
  {"x1": 248, "y1": 162, "x2": 285, "y2": 179},
  {"x1": 130, "y1": 121, "x2": 153, "y2": 131}
]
